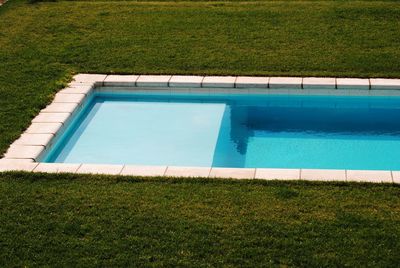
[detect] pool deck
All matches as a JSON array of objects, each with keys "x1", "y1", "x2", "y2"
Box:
[{"x1": 1, "y1": 74, "x2": 400, "y2": 183}]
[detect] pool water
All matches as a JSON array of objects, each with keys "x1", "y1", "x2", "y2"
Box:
[{"x1": 44, "y1": 91, "x2": 400, "y2": 170}]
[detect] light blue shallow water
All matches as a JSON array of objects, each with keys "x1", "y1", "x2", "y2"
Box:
[{"x1": 44, "y1": 92, "x2": 400, "y2": 170}]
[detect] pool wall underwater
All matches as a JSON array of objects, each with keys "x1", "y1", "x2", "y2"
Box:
[{"x1": 2, "y1": 74, "x2": 400, "y2": 183}]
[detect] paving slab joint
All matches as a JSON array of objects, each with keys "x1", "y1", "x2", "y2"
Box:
[
  {"x1": 207, "y1": 167, "x2": 212, "y2": 178},
  {"x1": 102, "y1": 75, "x2": 108, "y2": 86},
  {"x1": 100, "y1": 75, "x2": 107, "y2": 87},
  {"x1": 118, "y1": 165, "x2": 125, "y2": 175},
  {"x1": 163, "y1": 166, "x2": 169, "y2": 176},
  {"x1": 200, "y1": 76, "x2": 206, "y2": 88},
  {"x1": 167, "y1": 75, "x2": 172, "y2": 87}
]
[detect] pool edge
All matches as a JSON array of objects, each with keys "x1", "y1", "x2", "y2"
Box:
[{"x1": 1, "y1": 74, "x2": 400, "y2": 184}]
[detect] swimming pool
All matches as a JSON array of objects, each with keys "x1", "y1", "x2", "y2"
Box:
[{"x1": 42, "y1": 91, "x2": 400, "y2": 170}]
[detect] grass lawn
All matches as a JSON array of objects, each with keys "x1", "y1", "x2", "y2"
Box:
[
  {"x1": 1, "y1": 172, "x2": 400, "y2": 266},
  {"x1": 1, "y1": 0, "x2": 400, "y2": 266}
]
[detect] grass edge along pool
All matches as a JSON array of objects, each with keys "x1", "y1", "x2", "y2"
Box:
[{"x1": 41, "y1": 89, "x2": 400, "y2": 170}]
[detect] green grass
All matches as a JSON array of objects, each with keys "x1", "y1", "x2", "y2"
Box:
[
  {"x1": 1, "y1": 172, "x2": 400, "y2": 266},
  {"x1": 1, "y1": 1, "x2": 400, "y2": 266}
]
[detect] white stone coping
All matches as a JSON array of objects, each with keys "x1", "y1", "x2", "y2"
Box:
[
  {"x1": 1, "y1": 73, "x2": 400, "y2": 184},
  {"x1": 0, "y1": 161, "x2": 397, "y2": 184},
  {"x1": 65, "y1": 73, "x2": 400, "y2": 90},
  {"x1": 269, "y1": 77, "x2": 303, "y2": 89}
]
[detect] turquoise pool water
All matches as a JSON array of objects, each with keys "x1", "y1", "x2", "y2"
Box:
[{"x1": 44, "y1": 91, "x2": 400, "y2": 170}]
